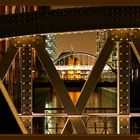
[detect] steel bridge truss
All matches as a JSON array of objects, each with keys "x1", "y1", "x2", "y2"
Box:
[{"x1": 0, "y1": 29, "x2": 140, "y2": 134}]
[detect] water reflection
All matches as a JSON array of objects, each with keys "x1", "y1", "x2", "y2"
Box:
[
  {"x1": 35, "y1": 87, "x2": 117, "y2": 134},
  {"x1": 45, "y1": 87, "x2": 117, "y2": 113}
]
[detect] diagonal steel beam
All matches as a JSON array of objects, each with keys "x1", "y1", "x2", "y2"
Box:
[
  {"x1": 62, "y1": 35, "x2": 115, "y2": 134},
  {"x1": 77, "y1": 36, "x2": 115, "y2": 113},
  {"x1": 129, "y1": 31, "x2": 140, "y2": 64},
  {"x1": 34, "y1": 45, "x2": 88, "y2": 134},
  {"x1": 0, "y1": 47, "x2": 18, "y2": 81},
  {"x1": 0, "y1": 80, "x2": 28, "y2": 134}
]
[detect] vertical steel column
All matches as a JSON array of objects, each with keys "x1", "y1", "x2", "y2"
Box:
[
  {"x1": 21, "y1": 48, "x2": 32, "y2": 134},
  {"x1": 117, "y1": 42, "x2": 130, "y2": 134}
]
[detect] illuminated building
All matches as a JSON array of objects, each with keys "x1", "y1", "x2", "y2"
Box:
[{"x1": 55, "y1": 51, "x2": 116, "y2": 82}]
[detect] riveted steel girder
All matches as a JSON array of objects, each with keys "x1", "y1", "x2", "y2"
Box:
[
  {"x1": 117, "y1": 42, "x2": 131, "y2": 134},
  {"x1": 21, "y1": 48, "x2": 32, "y2": 134},
  {"x1": 0, "y1": 7, "x2": 140, "y2": 38}
]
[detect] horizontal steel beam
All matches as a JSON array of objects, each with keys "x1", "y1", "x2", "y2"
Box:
[
  {"x1": 0, "y1": 7, "x2": 140, "y2": 38},
  {"x1": 1, "y1": 1, "x2": 140, "y2": 6},
  {"x1": 19, "y1": 113, "x2": 118, "y2": 117},
  {"x1": 19, "y1": 113, "x2": 140, "y2": 117}
]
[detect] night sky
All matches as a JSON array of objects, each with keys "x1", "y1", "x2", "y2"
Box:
[{"x1": 55, "y1": 31, "x2": 97, "y2": 57}]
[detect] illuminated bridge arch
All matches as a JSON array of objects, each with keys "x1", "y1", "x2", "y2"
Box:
[
  {"x1": 53, "y1": 51, "x2": 117, "y2": 82},
  {"x1": 54, "y1": 51, "x2": 97, "y2": 63}
]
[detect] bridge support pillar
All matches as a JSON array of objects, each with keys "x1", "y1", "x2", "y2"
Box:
[
  {"x1": 21, "y1": 48, "x2": 33, "y2": 134},
  {"x1": 117, "y1": 42, "x2": 131, "y2": 134}
]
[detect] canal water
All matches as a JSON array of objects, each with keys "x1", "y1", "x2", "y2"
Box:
[{"x1": 33, "y1": 85, "x2": 117, "y2": 134}]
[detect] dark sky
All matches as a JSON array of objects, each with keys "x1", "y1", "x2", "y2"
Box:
[{"x1": 55, "y1": 31, "x2": 97, "y2": 57}]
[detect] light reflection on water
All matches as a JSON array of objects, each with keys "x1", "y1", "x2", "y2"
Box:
[
  {"x1": 46, "y1": 87, "x2": 117, "y2": 112},
  {"x1": 43, "y1": 87, "x2": 117, "y2": 134}
]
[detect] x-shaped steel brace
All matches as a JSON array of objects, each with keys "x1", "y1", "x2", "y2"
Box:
[
  {"x1": 34, "y1": 45, "x2": 88, "y2": 134},
  {"x1": 34, "y1": 35, "x2": 115, "y2": 134},
  {"x1": 62, "y1": 36, "x2": 116, "y2": 134}
]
